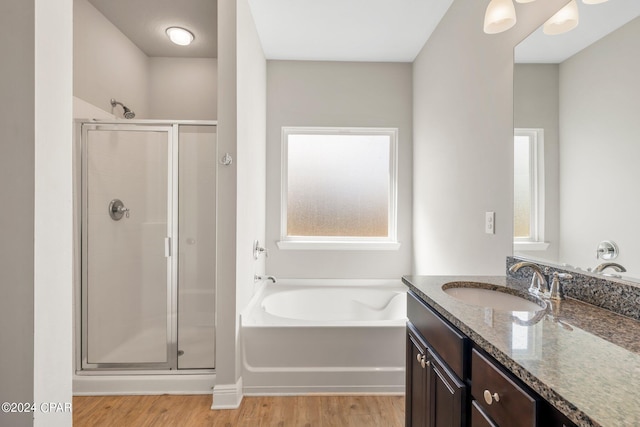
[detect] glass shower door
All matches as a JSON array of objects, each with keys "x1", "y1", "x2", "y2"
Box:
[
  {"x1": 82, "y1": 124, "x2": 173, "y2": 369},
  {"x1": 177, "y1": 125, "x2": 216, "y2": 369}
]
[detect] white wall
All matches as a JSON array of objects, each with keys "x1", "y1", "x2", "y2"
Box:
[
  {"x1": 513, "y1": 64, "x2": 560, "y2": 262},
  {"x1": 213, "y1": 0, "x2": 266, "y2": 406},
  {"x1": 34, "y1": 0, "x2": 74, "y2": 425},
  {"x1": 266, "y1": 61, "x2": 413, "y2": 279},
  {"x1": 558, "y1": 17, "x2": 640, "y2": 275},
  {"x1": 74, "y1": 0, "x2": 149, "y2": 118},
  {"x1": 1, "y1": 2, "x2": 73, "y2": 426},
  {"x1": 213, "y1": 0, "x2": 240, "y2": 407},
  {"x1": 235, "y1": 0, "x2": 266, "y2": 330},
  {"x1": 148, "y1": 58, "x2": 218, "y2": 120},
  {"x1": 412, "y1": 0, "x2": 567, "y2": 275},
  {"x1": 0, "y1": 2, "x2": 35, "y2": 426}
]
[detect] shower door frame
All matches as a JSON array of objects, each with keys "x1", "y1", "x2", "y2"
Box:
[{"x1": 78, "y1": 120, "x2": 217, "y2": 373}]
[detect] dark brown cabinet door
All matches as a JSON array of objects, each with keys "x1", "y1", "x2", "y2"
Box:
[
  {"x1": 407, "y1": 326, "x2": 428, "y2": 427},
  {"x1": 429, "y1": 349, "x2": 466, "y2": 427},
  {"x1": 406, "y1": 325, "x2": 466, "y2": 427}
]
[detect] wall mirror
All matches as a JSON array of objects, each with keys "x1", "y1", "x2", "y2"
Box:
[{"x1": 513, "y1": 0, "x2": 640, "y2": 282}]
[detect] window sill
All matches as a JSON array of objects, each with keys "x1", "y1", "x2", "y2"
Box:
[
  {"x1": 514, "y1": 241, "x2": 550, "y2": 251},
  {"x1": 277, "y1": 241, "x2": 401, "y2": 251}
]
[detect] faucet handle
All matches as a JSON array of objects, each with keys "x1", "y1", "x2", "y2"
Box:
[
  {"x1": 253, "y1": 240, "x2": 269, "y2": 259},
  {"x1": 549, "y1": 272, "x2": 573, "y2": 301}
]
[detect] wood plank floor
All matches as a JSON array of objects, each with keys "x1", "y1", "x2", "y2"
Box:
[{"x1": 73, "y1": 394, "x2": 405, "y2": 427}]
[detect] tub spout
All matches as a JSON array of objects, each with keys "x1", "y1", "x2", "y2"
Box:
[{"x1": 255, "y1": 274, "x2": 277, "y2": 283}]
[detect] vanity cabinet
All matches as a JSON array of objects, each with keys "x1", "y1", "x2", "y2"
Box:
[{"x1": 406, "y1": 291, "x2": 577, "y2": 427}]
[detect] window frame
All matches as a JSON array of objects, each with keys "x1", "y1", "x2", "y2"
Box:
[
  {"x1": 278, "y1": 126, "x2": 400, "y2": 251},
  {"x1": 514, "y1": 128, "x2": 549, "y2": 251}
]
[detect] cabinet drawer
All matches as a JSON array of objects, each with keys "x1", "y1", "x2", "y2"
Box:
[
  {"x1": 471, "y1": 348, "x2": 537, "y2": 427},
  {"x1": 471, "y1": 400, "x2": 497, "y2": 427},
  {"x1": 407, "y1": 291, "x2": 467, "y2": 379}
]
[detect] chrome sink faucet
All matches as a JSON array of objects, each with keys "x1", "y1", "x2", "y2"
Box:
[
  {"x1": 509, "y1": 262, "x2": 549, "y2": 296},
  {"x1": 590, "y1": 262, "x2": 626, "y2": 274}
]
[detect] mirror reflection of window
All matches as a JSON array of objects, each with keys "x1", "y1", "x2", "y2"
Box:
[
  {"x1": 511, "y1": 311, "x2": 542, "y2": 360},
  {"x1": 514, "y1": 134, "x2": 533, "y2": 240},
  {"x1": 513, "y1": 129, "x2": 546, "y2": 249}
]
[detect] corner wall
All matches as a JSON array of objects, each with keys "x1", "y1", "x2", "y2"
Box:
[{"x1": 412, "y1": 0, "x2": 567, "y2": 275}]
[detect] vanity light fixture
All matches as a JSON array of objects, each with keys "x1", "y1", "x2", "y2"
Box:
[
  {"x1": 484, "y1": 0, "x2": 608, "y2": 35},
  {"x1": 166, "y1": 27, "x2": 194, "y2": 46},
  {"x1": 543, "y1": 0, "x2": 579, "y2": 35}
]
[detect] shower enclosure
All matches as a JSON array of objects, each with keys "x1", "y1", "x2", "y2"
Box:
[{"x1": 78, "y1": 121, "x2": 216, "y2": 372}]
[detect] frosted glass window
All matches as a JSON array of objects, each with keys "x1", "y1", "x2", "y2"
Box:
[{"x1": 282, "y1": 128, "x2": 397, "y2": 243}]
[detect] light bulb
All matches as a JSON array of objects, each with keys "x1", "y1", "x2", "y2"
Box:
[
  {"x1": 166, "y1": 27, "x2": 195, "y2": 46},
  {"x1": 484, "y1": 0, "x2": 517, "y2": 34},
  {"x1": 543, "y1": 0, "x2": 579, "y2": 35}
]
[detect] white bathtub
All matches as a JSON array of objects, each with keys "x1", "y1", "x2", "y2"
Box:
[{"x1": 241, "y1": 279, "x2": 407, "y2": 395}]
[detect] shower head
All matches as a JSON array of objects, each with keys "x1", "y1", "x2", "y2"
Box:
[{"x1": 110, "y1": 98, "x2": 136, "y2": 119}]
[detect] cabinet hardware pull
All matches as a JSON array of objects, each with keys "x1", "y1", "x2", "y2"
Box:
[
  {"x1": 483, "y1": 389, "x2": 500, "y2": 405},
  {"x1": 417, "y1": 354, "x2": 431, "y2": 369}
]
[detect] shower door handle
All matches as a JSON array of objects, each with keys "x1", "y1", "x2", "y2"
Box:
[{"x1": 164, "y1": 237, "x2": 172, "y2": 257}]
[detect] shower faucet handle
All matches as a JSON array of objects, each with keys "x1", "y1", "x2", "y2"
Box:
[
  {"x1": 118, "y1": 206, "x2": 130, "y2": 218},
  {"x1": 109, "y1": 199, "x2": 130, "y2": 220}
]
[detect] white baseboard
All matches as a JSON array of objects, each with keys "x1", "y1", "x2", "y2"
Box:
[
  {"x1": 212, "y1": 377, "x2": 243, "y2": 409},
  {"x1": 73, "y1": 374, "x2": 215, "y2": 396},
  {"x1": 243, "y1": 384, "x2": 405, "y2": 396}
]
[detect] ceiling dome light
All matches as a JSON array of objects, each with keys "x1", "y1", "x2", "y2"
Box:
[
  {"x1": 484, "y1": 0, "x2": 517, "y2": 34},
  {"x1": 166, "y1": 27, "x2": 194, "y2": 46},
  {"x1": 515, "y1": 0, "x2": 536, "y2": 3},
  {"x1": 582, "y1": 0, "x2": 608, "y2": 4},
  {"x1": 543, "y1": 0, "x2": 579, "y2": 35}
]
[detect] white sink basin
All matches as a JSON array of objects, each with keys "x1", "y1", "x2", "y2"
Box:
[{"x1": 443, "y1": 285, "x2": 544, "y2": 312}]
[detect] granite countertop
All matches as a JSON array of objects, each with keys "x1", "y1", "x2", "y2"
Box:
[{"x1": 402, "y1": 275, "x2": 640, "y2": 427}]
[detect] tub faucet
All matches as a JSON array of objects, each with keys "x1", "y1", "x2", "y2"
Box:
[
  {"x1": 509, "y1": 262, "x2": 549, "y2": 295},
  {"x1": 255, "y1": 274, "x2": 277, "y2": 283},
  {"x1": 589, "y1": 262, "x2": 626, "y2": 274}
]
